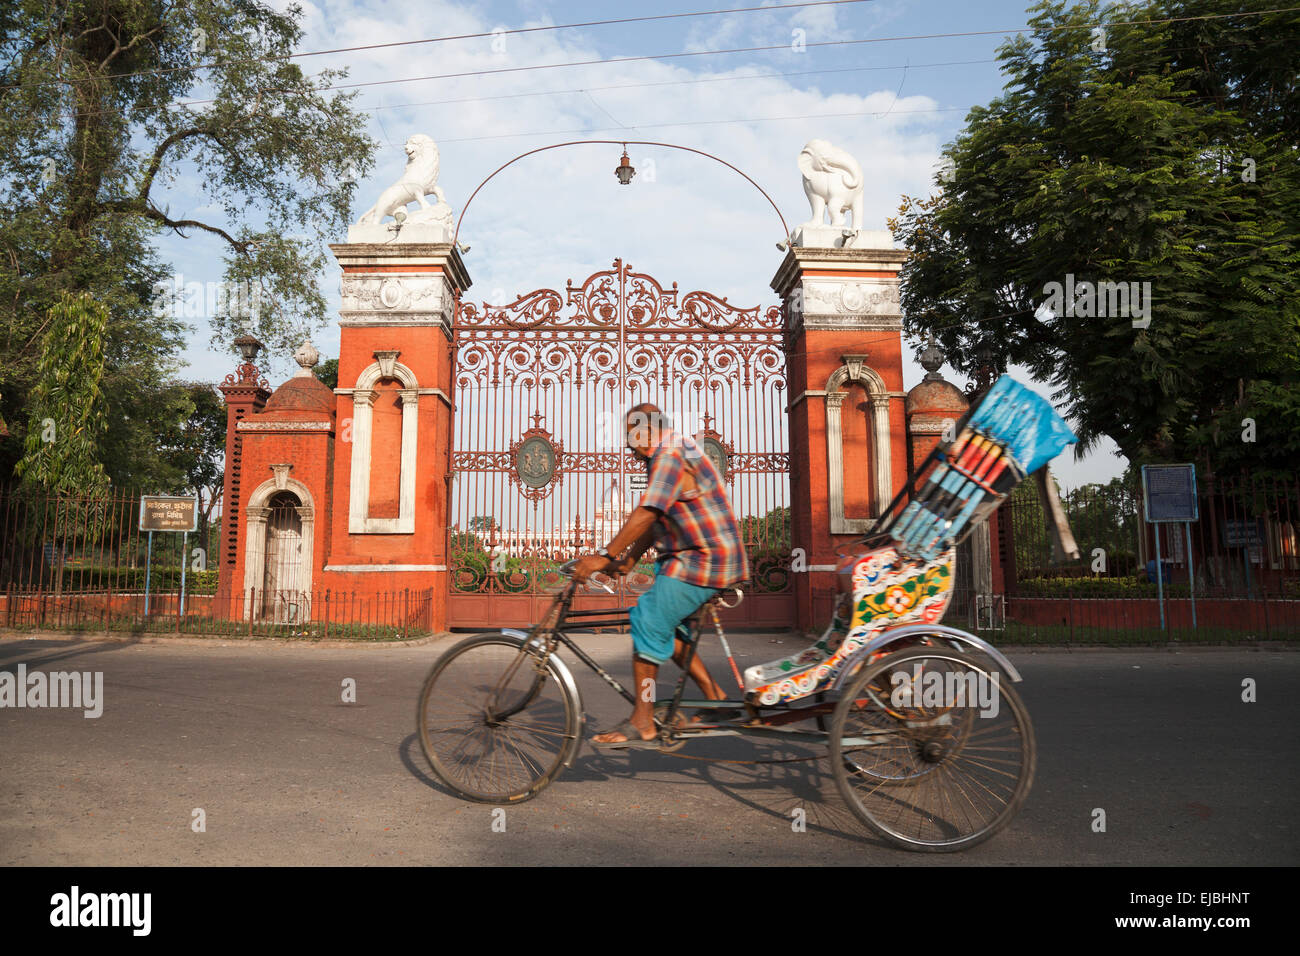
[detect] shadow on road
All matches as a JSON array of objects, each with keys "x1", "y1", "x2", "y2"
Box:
[
  {"x1": 398, "y1": 717, "x2": 882, "y2": 847},
  {"x1": 0, "y1": 636, "x2": 145, "y2": 671}
]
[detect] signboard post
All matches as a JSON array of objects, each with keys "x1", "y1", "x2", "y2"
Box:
[
  {"x1": 139, "y1": 496, "x2": 199, "y2": 618},
  {"x1": 1141, "y1": 464, "x2": 1199, "y2": 632}
]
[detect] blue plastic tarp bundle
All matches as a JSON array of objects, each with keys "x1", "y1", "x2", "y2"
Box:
[
  {"x1": 968, "y1": 376, "x2": 1077, "y2": 474},
  {"x1": 882, "y1": 375, "x2": 1078, "y2": 560}
]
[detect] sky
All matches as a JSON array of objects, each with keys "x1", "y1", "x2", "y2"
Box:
[{"x1": 158, "y1": 0, "x2": 1128, "y2": 489}]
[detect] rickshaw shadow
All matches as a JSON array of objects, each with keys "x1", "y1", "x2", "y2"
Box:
[
  {"x1": 398, "y1": 728, "x2": 630, "y2": 798},
  {"x1": 572, "y1": 735, "x2": 879, "y2": 845},
  {"x1": 402, "y1": 728, "x2": 895, "y2": 851}
]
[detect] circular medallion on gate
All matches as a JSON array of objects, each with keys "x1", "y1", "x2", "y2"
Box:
[
  {"x1": 514, "y1": 435, "x2": 556, "y2": 489},
  {"x1": 700, "y1": 436, "x2": 729, "y2": 481}
]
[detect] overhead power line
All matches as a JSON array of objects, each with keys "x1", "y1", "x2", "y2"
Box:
[
  {"x1": 2, "y1": 0, "x2": 875, "y2": 90},
  {"x1": 358, "y1": 57, "x2": 999, "y2": 115},
  {"x1": 172, "y1": 6, "x2": 1300, "y2": 106},
  {"x1": 434, "y1": 105, "x2": 968, "y2": 145}
]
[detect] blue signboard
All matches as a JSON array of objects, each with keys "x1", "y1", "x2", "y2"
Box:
[
  {"x1": 1223, "y1": 518, "x2": 1264, "y2": 548},
  {"x1": 1142, "y1": 464, "x2": 1198, "y2": 523}
]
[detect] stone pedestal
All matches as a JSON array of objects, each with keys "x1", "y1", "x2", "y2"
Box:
[
  {"x1": 789, "y1": 226, "x2": 894, "y2": 251},
  {"x1": 773, "y1": 245, "x2": 909, "y2": 632},
  {"x1": 322, "y1": 242, "x2": 471, "y2": 631},
  {"x1": 345, "y1": 220, "x2": 453, "y2": 245}
]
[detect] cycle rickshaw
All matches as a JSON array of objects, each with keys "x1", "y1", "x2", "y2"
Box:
[{"x1": 417, "y1": 375, "x2": 1080, "y2": 852}]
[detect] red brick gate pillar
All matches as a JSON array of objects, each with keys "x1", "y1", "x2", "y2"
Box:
[
  {"x1": 772, "y1": 239, "x2": 909, "y2": 633},
  {"x1": 217, "y1": 358, "x2": 270, "y2": 619},
  {"x1": 321, "y1": 240, "x2": 471, "y2": 633}
]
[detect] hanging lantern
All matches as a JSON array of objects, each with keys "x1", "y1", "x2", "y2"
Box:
[{"x1": 614, "y1": 146, "x2": 636, "y2": 185}]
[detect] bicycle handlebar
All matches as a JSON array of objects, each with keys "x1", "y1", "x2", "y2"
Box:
[{"x1": 556, "y1": 556, "x2": 615, "y2": 594}]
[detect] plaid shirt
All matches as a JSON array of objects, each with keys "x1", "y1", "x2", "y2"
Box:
[{"x1": 638, "y1": 431, "x2": 749, "y2": 589}]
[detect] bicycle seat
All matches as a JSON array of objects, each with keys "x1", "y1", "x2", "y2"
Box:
[{"x1": 708, "y1": 583, "x2": 746, "y2": 608}]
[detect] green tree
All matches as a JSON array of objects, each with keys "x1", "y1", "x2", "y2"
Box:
[
  {"x1": 889, "y1": 0, "x2": 1300, "y2": 478},
  {"x1": 469, "y1": 515, "x2": 499, "y2": 535},
  {"x1": 1, "y1": 0, "x2": 376, "y2": 483},
  {"x1": 11, "y1": 291, "x2": 112, "y2": 599},
  {"x1": 158, "y1": 382, "x2": 227, "y2": 533},
  {"x1": 1062, "y1": 475, "x2": 1142, "y2": 576},
  {"x1": 741, "y1": 505, "x2": 791, "y2": 549},
  {"x1": 314, "y1": 357, "x2": 338, "y2": 390},
  {"x1": 15, "y1": 291, "x2": 110, "y2": 496}
]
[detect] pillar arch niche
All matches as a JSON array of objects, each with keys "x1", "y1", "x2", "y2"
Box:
[
  {"x1": 825, "y1": 354, "x2": 892, "y2": 534},
  {"x1": 349, "y1": 350, "x2": 419, "y2": 534}
]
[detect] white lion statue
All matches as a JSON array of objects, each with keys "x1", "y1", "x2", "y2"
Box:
[
  {"x1": 355, "y1": 134, "x2": 453, "y2": 227},
  {"x1": 798, "y1": 139, "x2": 864, "y2": 230}
]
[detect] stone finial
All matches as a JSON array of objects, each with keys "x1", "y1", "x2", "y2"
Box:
[
  {"x1": 920, "y1": 336, "x2": 946, "y2": 382},
  {"x1": 292, "y1": 340, "x2": 320, "y2": 377}
]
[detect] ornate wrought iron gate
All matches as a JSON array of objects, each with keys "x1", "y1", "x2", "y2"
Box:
[{"x1": 448, "y1": 258, "x2": 792, "y2": 628}]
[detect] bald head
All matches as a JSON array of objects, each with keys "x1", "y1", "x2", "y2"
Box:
[{"x1": 625, "y1": 403, "x2": 672, "y2": 459}]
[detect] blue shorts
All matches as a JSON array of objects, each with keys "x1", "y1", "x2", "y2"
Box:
[{"x1": 630, "y1": 573, "x2": 718, "y2": 664}]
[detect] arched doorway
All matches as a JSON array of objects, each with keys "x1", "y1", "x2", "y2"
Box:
[
  {"x1": 264, "y1": 491, "x2": 305, "y2": 623},
  {"x1": 241, "y1": 472, "x2": 316, "y2": 623}
]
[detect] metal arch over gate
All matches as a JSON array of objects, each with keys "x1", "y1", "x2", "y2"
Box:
[{"x1": 448, "y1": 258, "x2": 793, "y2": 628}]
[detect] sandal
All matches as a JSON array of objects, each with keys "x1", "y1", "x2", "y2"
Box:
[{"x1": 590, "y1": 718, "x2": 661, "y2": 751}]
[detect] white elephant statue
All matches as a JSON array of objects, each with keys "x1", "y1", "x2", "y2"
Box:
[{"x1": 798, "y1": 139, "x2": 864, "y2": 231}]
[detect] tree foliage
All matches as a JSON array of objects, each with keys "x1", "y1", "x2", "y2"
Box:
[
  {"x1": 889, "y1": 0, "x2": 1300, "y2": 478},
  {"x1": 1, "y1": 0, "x2": 376, "y2": 484},
  {"x1": 14, "y1": 290, "x2": 110, "y2": 496},
  {"x1": 157, "y1": 381, "x2": 227, "y2": 526},
  {"x1": 314, "y1": 357, "x2": 338, "y2": 390}
]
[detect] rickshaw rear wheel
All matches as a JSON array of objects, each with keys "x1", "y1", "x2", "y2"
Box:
[{"x1": 828, "y1": 646, "x2": 1035, "y2": 852}]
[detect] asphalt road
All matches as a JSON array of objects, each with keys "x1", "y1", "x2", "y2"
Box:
[{"x1": 1, "y1": 632, "x2": 1296, "y2": 865}]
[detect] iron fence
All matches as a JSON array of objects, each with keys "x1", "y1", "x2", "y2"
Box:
[
  {"x1": 995, "y1": 472, "x2": 1300, "y2": 638},
  {"x1": 0, "y1": 485, "x2": 220, "y2": 594}
]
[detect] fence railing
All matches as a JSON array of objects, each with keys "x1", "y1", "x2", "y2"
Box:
[
  {"x1": 1002, "y1": 473, "x2": 1300, "y2": 600},
  {"x1": 0, "y1": 486, "x2": 220, "y2": 593},
  {"x1": 0, "y1": 586, "x2": 436, "y2": 641},
  {"x1": 941, "y1": 585, "x2": 1299, "y2": 642}
]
